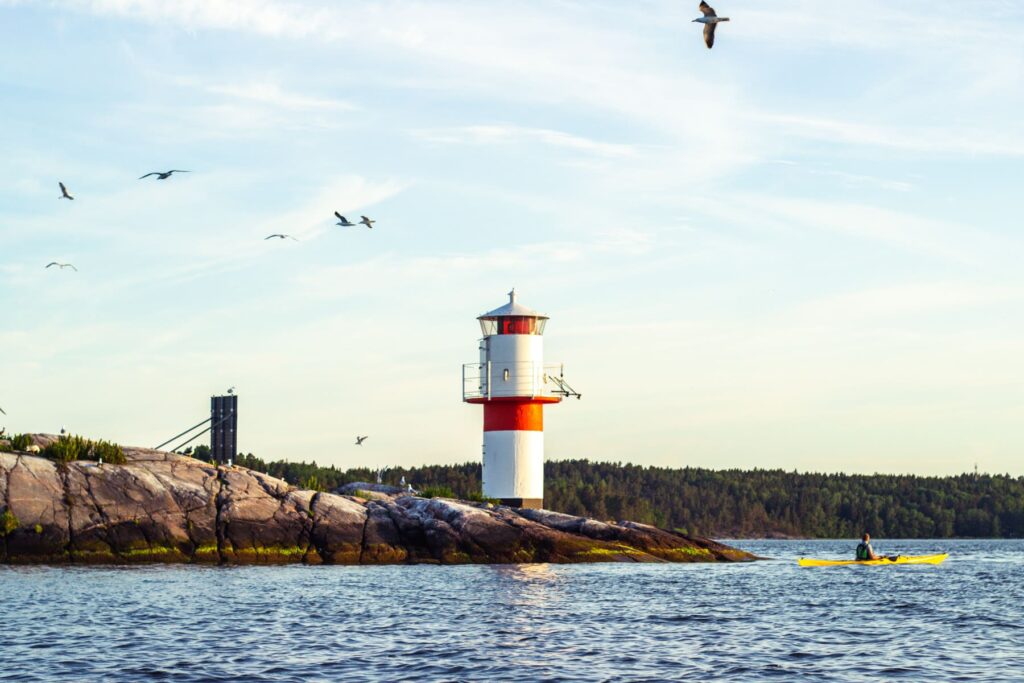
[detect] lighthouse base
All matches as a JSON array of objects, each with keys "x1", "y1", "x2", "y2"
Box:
[{"x1": 498, "y1": 497, "x2": 544, "y2": 510}]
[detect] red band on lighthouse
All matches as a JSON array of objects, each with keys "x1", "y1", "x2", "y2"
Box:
[{"x1": 483, "y1": 401, "x2": 544, "y2": 432}]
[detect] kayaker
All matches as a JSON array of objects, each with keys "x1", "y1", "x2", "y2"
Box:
[
  {"x1": 855, "y1": 533, "x2": 880, "y2": 561},
  {"x1": 856, "y1": 533, "x2": 898, "y2": 562}
]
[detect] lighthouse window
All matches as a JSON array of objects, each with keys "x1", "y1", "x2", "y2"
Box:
[
  {"x1": 498, "y1": 316, "x2": 536, "y2": 335},
  {"x1": 503, "y1": 369, "x2": 510, "y2": 381}
]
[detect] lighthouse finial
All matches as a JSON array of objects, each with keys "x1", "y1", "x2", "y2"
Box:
[{"x1": 508, "y1": 288, "x2": 516, "y2": 304}]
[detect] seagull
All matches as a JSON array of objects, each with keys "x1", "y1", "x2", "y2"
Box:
[
  {"x1": 355, "y1": 436, "x2": 368, "y2": 445},
  {"x1": 334, "y1": 212, "x2": 356, "y2": 227},
  {"x1": 46, "y1": 262, "x2": 77, "y2": 271},
  {"x1": 139, "y1": 170, "x2": 189, "y2": 180},
  {"x1": 226, "y1": 386, "x2": 235, "y2": 395},
  {"x1": 400, "y1": 475, "x2": 406, "y2": 486},
  {"x1": 60, "y1": 425, "x2": 66, "y2": 435},
  {"x1": 693, "y1": 1, "x2": 729, "y2": 49},
  {"x1": 58, "y1": 182, "x2": 74, "y2": 200},
  {"x1": 359, "y1": 215, "x2": 375, "y2": 229},
  {"x1": 264, "y1": 234, "x2": 298, "y2": 241},
  {"x1": 0, "y1": 406, "x2": 6, "y2": 415}
]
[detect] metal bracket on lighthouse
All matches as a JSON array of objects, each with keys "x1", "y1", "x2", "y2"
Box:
[{"x1": 548, "y1": 372, "x2": 582, "y2": 400}]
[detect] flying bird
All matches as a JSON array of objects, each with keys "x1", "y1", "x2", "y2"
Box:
[
  {"x1": 264, "y1": 234, "x2": 298, "y2": 241},
  {"x1": 359, "y1": 216, "x2": 375, "y2": 229},
  {"x1": 46, "y1": 262, "x2": 77, "y2": 271},
  {"x1": 334, "y1": 212, "x2": 356, "y2": 227},
  {"x1": 0, "y1": 406, "x2": 6, "y2": 415},
  {"x1": 693, "y1": 1, "x2": 729, "y2": 49},
  {"x1": 226, "y1": 386, "x2": 235, "y2": 395},
  {"x1": 355, "y1": 436, "x2": 368, "y2": 445},
  {"x1": 58, "y1": 182, "x2": 74, "y2": 200},
  {"x1": 139, "y1": 170, "x2": 189, "y2": 180}
]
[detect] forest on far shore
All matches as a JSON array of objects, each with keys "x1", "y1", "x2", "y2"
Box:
[{"x1": 188, "y1": 446, "x2": 1023, "y2": 538}]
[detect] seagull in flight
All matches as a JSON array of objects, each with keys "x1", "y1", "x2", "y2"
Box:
[
  {"x1": 46, "y1": 262, "x2": 77, "y2": 271},
  {"x1": 58, "y1": 182, "x2": 74, "y2": 200},
  {"x1": 693, "y1": 1, "x2": 729, "y2": 49},
  {"x1": 265, "y1": 234, "x2": 298, "y2": 241},
  {"x1": 0, "y1": 406, "x2": 6, "y2": 415},
  {"x1": 226, "y1": 386, "x2": 235, "y2": 395},
  {"x1": 359, "y1": 216, "x2": 375, "y2": 229},
  {"x1": 355, "y1": 436, "x2": 368, "y2": 445},
  {"x1": 334, "y1": 212, "x2": 356, "y2": 227},
  {"x1": 139, "y1": 170, "x2": 189, "y2": 180}
]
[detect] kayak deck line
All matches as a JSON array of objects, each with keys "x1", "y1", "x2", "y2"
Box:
[{"x1": 797, "y1": 553, "x2": 949, "y2": 567}]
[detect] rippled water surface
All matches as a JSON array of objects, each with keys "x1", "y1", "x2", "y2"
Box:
[{"x1": 2, "y1": 539, "x2": 1022, "y2": 681}]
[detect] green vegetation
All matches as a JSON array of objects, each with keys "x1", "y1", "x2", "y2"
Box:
[
  {"x1": 0, "y1": 433, "x2": 33, "y2": 452},
  {"x1": 465, "y1": 491, "x2": 501, "y2": 505},
  {"x1": 1, "y1": 509, "x2": 19, "y2": 536},
  {"x1": 418, "y1": 485, "x2": 456, "y2": 500},
  {"x1": 42, "y1": 435, "x2": 126, "y2": 465},
  {"x1": 202, "y1": 454, "x2": 1023, "y2": 538}
]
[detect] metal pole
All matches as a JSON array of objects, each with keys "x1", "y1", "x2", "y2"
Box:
[
  {"x1": 169, "y1": 412, "x2": 235, "y2": 454},
  {"x1": 154, "y1": 417, "x2": 212, "y2": 450}
]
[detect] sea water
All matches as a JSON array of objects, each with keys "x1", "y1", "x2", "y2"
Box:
[{"x1": 1, "y1": 539, "x2": 1021, "y2": 681}]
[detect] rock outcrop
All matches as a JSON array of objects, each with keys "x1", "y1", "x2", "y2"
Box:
[{"x1": 0, "y1": 444, "x2": 755, "y2": 565}]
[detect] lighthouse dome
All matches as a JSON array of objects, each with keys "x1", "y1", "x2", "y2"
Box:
[{"x1": 478, "y1": 289, "x2": 548, "y2": 336}]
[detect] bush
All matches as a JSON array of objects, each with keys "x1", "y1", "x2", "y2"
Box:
[
  {"x1": 42, "y1": 435, "x2": 126, "y2": 465},
  {"x1": 418, "y1": 485, "x2": 456, "y2": 500},
  {"x1": 2, "y1": 434, "x2": 33, "y2": 452}
]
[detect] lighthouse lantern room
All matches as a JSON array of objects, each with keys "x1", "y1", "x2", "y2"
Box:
[{"x1": 463, "y1": 290, "x2": 578, "y2": 509}]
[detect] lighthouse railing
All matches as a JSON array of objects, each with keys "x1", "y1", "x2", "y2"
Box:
[{"x1": 462, "y1": 362, "x2": 568, "y2": 401}]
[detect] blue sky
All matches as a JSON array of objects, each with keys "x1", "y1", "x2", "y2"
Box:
[{"x1": 2, "y1": 1, "x2": 1024, "y2": 475}]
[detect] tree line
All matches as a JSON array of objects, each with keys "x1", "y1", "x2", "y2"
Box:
[{"x1": 188, "y1": 446, "x2": 1023, "y2": 538}]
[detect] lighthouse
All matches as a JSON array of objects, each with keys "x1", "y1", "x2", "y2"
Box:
[{"x1": 462, "y1": 290, "x2": 579, "y2": 509}]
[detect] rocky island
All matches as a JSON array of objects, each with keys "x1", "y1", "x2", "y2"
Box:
[{"x1": 0, "y1": 435, "x2": 755, "y2": 565}]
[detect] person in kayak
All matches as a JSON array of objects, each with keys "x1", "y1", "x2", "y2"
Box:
[{"x1": 856, "y1": 533, "x2": 898, "y2": 562}]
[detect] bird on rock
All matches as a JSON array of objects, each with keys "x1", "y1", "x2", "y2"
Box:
[{"x1": 694, "y1": 1, "x2": 729, "y2": 49}]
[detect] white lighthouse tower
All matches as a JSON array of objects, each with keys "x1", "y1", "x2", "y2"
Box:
[{"x1": 462, "y1": 290, "x2": 579, "y2": 509}]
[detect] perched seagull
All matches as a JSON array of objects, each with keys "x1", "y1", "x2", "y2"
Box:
[
  {"x1": 58, "y1": 182, "x2": 74, "y2": 200},
  {"x1": 355, "y1": 436, "x2": 368, "y2": 445},
  {"x1": 359, "y1": 215, "x2": 375, "y2": 229},
  {"x1": 46, "y1": 262, "x2": 77, "y2": 271},
  {"x1": 693, "y1": 1, "x2": 729, "y2": 49},
  {"x1": 334, "y1": 212, "x2": 356, "y2": 227},
  {"x1": 139, "y1": 170, "x2": 189, "y2": 180},
  {"x1": 226, "y1": 386, "x2": 236, "y2": 395},
  {"x1": 400, "y1": 475, "x2": 406, "y2": 486},
  {"x1": 60, "y1": 425, "x2": 66, "y2": 435},
  {"x1": 264, "y1": 234, "x2": 298, "y2": 241}
]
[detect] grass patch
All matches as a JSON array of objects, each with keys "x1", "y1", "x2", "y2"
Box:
[
  {"x1": 42, "y1": 435, "x2": 126, "y2": 465},
  {"x1": 419, "y1": 485, "x2": 456, "y2": 499},
  {"x1": 465, "y1": 491, "x2": 501, "y2": 505}
]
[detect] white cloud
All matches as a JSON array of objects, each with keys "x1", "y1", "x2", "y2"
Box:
[
  {"x1": 413, "y1": 125, "x2": 639, "y2": 158},
  {"x1": 205, "y1": 81, "x2": 355, "y2": 112}
]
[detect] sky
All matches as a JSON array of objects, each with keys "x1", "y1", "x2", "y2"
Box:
[{"x1": 2, "y1": 1, "x2": 1024, "y2": 476}]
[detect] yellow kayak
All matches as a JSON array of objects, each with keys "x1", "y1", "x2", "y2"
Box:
[{"x1": 798, "y1": 553, "x2": 948, "y2": 567}]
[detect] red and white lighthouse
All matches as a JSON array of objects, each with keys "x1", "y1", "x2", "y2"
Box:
[{"x1": 463, "y1": 290, "x2": 578, "y2": 509}]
